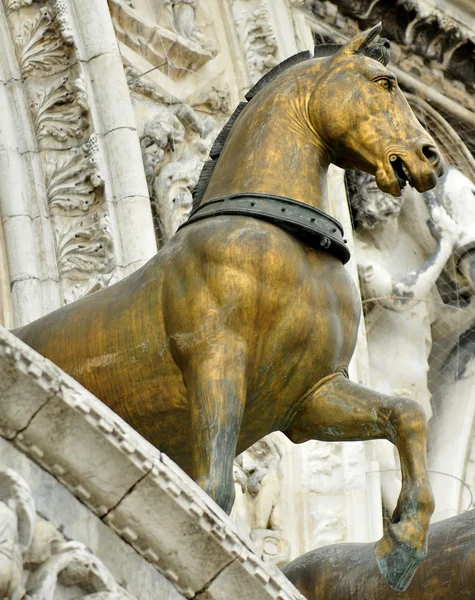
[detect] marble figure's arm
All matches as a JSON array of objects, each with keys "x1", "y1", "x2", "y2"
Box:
[{"x1": 359, "y1": 193, "x2": 461, "y2": 312}]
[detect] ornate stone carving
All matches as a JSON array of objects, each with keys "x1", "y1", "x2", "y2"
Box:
[
  {"x1": 108, "y1": 0, "x2": 217, "y2": 80},
  {"x1": 169, "y1": 0, "x2": 216, "y2": 51},
  {"x1": 191, "y1": 83, "x2": 232, "y2": 114},
  {"x1": 26, "y1": 540, "x2": 134, "y2": 599},
  {"x1": 1, "y1": 0, "x2": 120, "y2": 307},
  {"x1": 45, "y1": 138, "x2": 103, "y2": 215},
  {"x1": 122, "y1": 60, "x2": 165, "y2": 104},
  {"x1": 56, "y1": 214, "x2": 114, "y2": 278},
  {"x1": 152, "y1": 156, "x2": 202, "y2": 242},
  {"x1": 0, "y1": 468, "x2": 35, "y2": 600},
  {"x1": 33, "y1": 76, "x2": 89, "y2": 144},
  {"x1": 232, "y1": 0, "x2": 279, "y2": 81},
  {"x1": 234, "y1": 438, "x2": 290, "y2": 567},
  {"x1": 305, "y1": 442, "x2": 347, "y2": 547},
  {"x1": 0, "y1": 467, "x2": 134, "y2": 599},
  {"x1": 15, "y1": 8, "x2": 70, "y2": 77},
  {"x1": 3, "y1": 0, "x2": 33, "y2": 14},
  {"x1": 244, "y1": 8, "x2": 278, "y2": 78},
  {"x1": 50, "y1": 0, "x2": 75, "y2": 46},
  {"x1": 44, "y1": 132, "x2": 115, "y2": 302},
  {"x1": 140, "y1": 104, "x2": 215, "y2": 244}
]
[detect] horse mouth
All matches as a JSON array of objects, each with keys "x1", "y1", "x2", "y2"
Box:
[{"x1": 390, "y1": 155, "x2": 412, "y2": 191}]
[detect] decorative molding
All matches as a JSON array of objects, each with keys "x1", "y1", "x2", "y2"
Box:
[
  {"x1": 231, "y1": 0, "x2": 279, "y2": 82},
  {"x1": 33, "y1": 75, "x2": 89, "y2": 144},
  {"x1": 56, "y1": 213, "x2": 114, "y2": 278},
  {"x1": 301, "y1": 0, "x2": 475, "y2": 100},
  {"x1": 3, "y1": 0, "x2": 33, "y2": 14},
  {"x1": 45, "y1": 137, "x2": 103, "y2": 214},
  {"x1": 15, "y1": 8, "x2": 70, "y2": 77}
]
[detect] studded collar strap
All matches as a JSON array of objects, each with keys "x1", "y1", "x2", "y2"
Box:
[{"x1": 179, "y1": 193, "x2": 351, "y2": 264}]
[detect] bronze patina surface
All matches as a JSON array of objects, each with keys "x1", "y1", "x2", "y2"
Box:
[
  {"x1": 13, "y1": 24, "x2": 443, "y2": 590},
  {"x1": 283, "y1": 510, "x2": 475, "y2": 599}
]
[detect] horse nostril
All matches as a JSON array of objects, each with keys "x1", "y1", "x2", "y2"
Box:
[{"x1": 422, "y1": 145, "x2": 440, "y2": 166}]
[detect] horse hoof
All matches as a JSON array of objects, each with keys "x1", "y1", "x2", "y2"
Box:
[{"x1": 375, "y1": 537, "x2": 426, "y2": 592}]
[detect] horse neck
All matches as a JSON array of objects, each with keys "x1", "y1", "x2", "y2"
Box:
[{"x1": 202, "y1": 65, "x2": 332, "y2": 212}]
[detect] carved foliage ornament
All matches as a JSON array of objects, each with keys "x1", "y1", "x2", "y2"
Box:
[
  {"x1": 57, "y1": 214, "x2": 114, "y2": 276},
  {"x1": 15, "y1": 8, "x2": 70, "y2": 77},
  {"x1": 231, "y1": 0, "x2": 279, "y2": 82},
  {"x1": 5, "y1": 0, "x2": 117, "y2": 304},
  {"x1": 45, "y1": 137, "x2": 103, "y2": 215},
  {"x1": 3, "y1": 0, "x2": 33, "y2": 15},
  {"x1": 34, "y1": 76, "x2": 89, "y2": 143}
]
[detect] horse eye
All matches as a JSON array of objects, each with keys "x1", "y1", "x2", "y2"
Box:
[{"x1": 377, "y1": 78, "x2": 391, "y2": 90}]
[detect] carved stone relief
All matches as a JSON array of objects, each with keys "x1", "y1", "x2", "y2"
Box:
[
  {"x1": 2, "y1": 0, "x2": 117, "y2": 306},
  {"x1": 234, "y1": 437, "x2": 290, "y2": 567},
  {"x1": 108, "y1": 0, "x2": 217, "y2": 80},
  {"x1": 231, "y1": 0, "x2": 279, "y2": 83},
  {"x1": 14, "y1": 7, "x2": 72, "y2": 77},
  {"x1": 0, "y1": 467, "x2": 135, "y2": 599},
  {"x1": 139, "y1": 103, "x2": 215, "y2": 245}
]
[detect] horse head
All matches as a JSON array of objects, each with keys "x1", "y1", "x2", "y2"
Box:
[
  {"x1": 310, "y1": 23, "x2": 444, "y2": 197},
  {"x1": 197, "y1": 23, "x2": 444, "y2": 215}
]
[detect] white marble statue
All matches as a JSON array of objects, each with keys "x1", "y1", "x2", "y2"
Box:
[
  {"x1": 348, "y1": 169, "x2": 466, "y2": 511},
  {"x1": 165, "y1": 0, "x2": 216, "y2": 51},
  {"x1": 233, "y1": 437, "x2": 290, "y2": 566}
]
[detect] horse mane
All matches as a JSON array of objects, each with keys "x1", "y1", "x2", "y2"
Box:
[{"x1": 192, "y1": 39, "x2": 391, "y2": 210}]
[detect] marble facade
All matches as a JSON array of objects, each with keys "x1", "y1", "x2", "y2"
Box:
[{"x1": 0, "y1": 0, "x2": 474, "y2": 597}]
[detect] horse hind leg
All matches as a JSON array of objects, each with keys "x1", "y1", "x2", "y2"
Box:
[
  {"x1": 284, "y1": 373, "x2": 434, "y2": 593},
  {"x1": 178, "y1": 334, "x2": 248, "y2": 515}
]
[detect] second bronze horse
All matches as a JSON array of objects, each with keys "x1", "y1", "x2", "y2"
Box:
[{"x1": 14, "y1": 24, "x2": 443, "y2": 590}]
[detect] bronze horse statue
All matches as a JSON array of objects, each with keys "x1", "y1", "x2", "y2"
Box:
[
  {"x1": 14, "y1": 24, "x2": 443, "y2": 590},
  {"x1": 283, "y1": 510, "x2": 475, "y2": 599}
]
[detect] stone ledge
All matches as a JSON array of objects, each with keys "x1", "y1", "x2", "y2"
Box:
[{"x1": 0, "y1": 326, "x2": 304, "y2": 599}]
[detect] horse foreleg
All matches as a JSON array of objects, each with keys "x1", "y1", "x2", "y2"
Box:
[
  {"x1": 285, "y1": 373, "x2": 434, "y2": 592},
  {"x1": 180, "y1": 335, "x2": 247, "y2": 515}
]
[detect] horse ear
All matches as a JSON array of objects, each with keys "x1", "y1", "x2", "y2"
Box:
[{"x1": 334, "y1": 23, "x2": 383, "y2": 57}]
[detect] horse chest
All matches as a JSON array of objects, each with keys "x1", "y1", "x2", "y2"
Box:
[{"x1": 245, "y1": 257, "x2": 360, "y2": 417}]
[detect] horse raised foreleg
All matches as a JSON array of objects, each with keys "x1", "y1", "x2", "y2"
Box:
[
  {"x1": 179, "y1": 333, "x2": 247, "y2": 514},
  {"x1": 285, "y1": 373, "x2": 434, "y2": 592}
]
